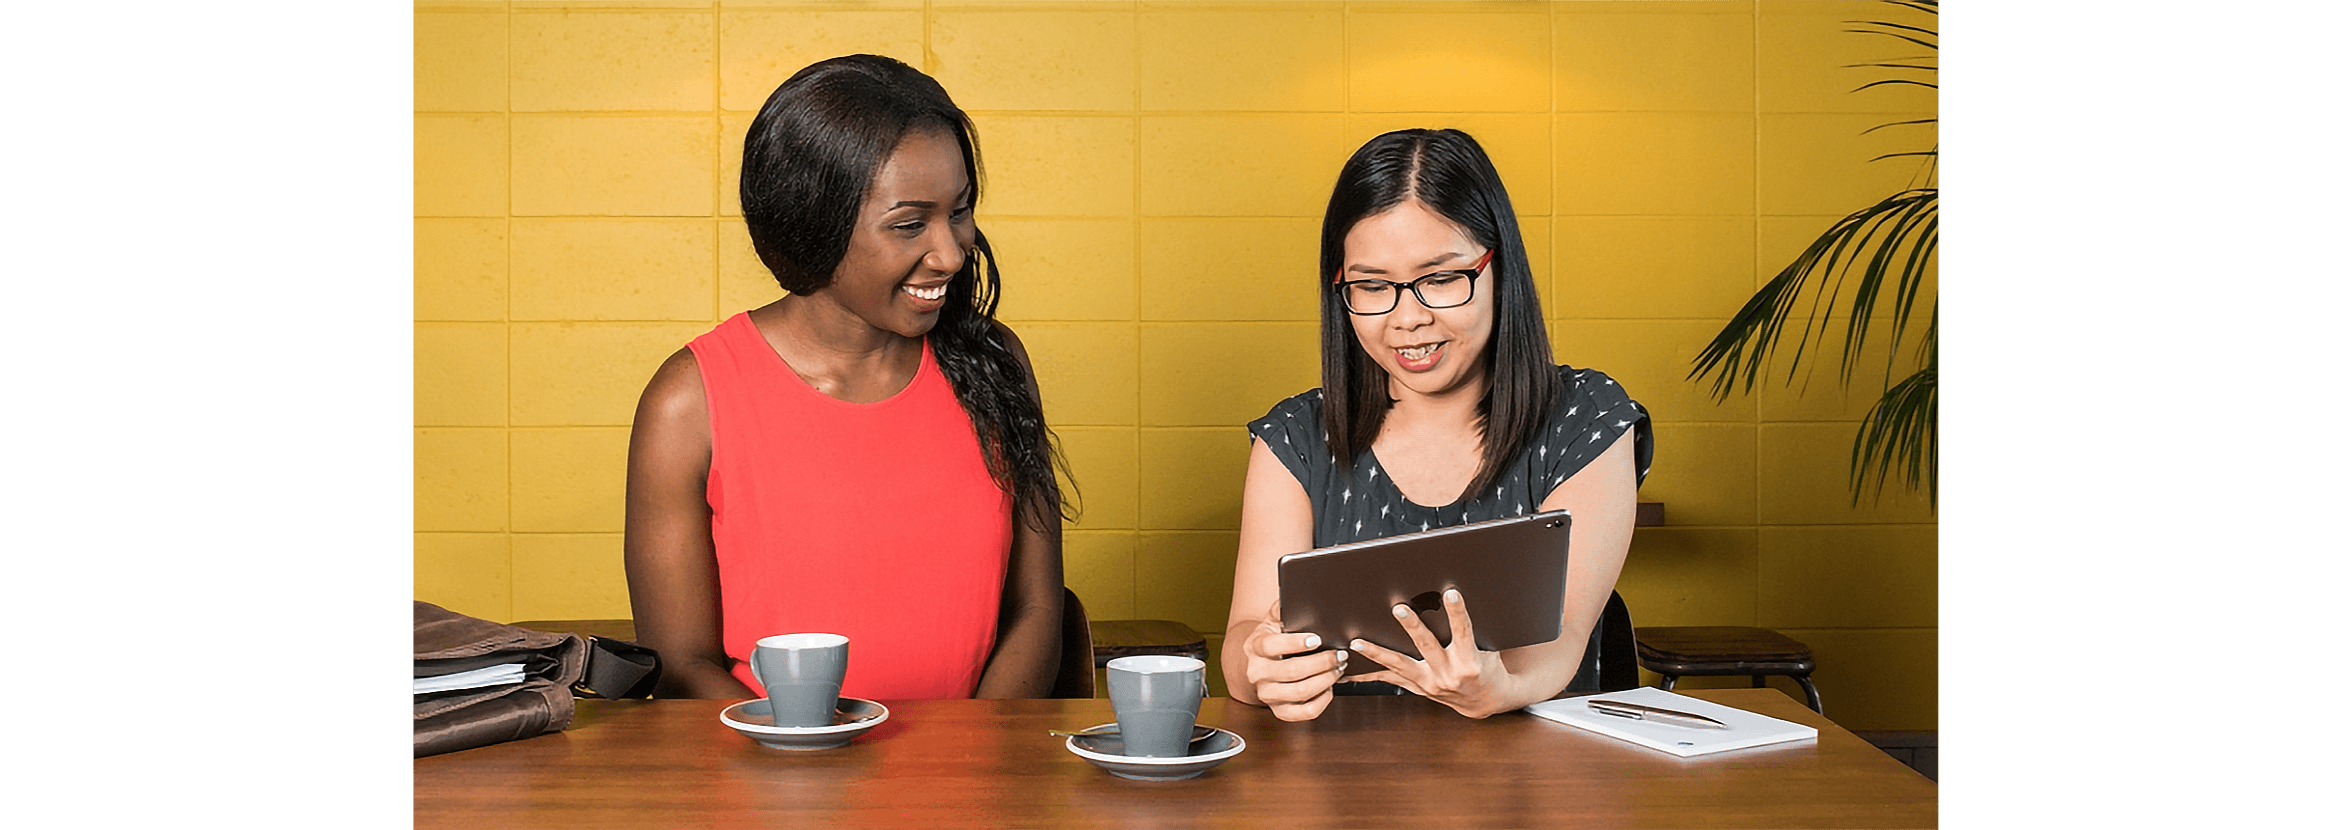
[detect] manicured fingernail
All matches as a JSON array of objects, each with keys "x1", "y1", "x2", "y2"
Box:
[
  {"x1": 1305, "y1": 634, "x2": 1321, "y2": 649},
  {"x1": 1393, "y1": 605, "x2": 1411, "y2": 618},
  {"x1": 1445, "y1": 588, "x2": 1461, "y2": 604},
  {"x1": 1351, "y1": 639, "x2": 1369, "y2": 651},
  {"x1": 1335, "y1": 649, "x2": 1348, "y2": 664}
]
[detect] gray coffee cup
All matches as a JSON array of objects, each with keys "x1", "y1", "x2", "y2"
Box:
[
  {"x1": 1106, "y1": 655, "x2": 1205, "y2": 757},
  {"x1": 750, "y1": 633, "x2": 849, "y2": 728}
]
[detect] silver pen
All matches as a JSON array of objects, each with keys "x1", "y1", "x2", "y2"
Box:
[{"x1": 1586, "y1": 699, "x2": 1728, "y2": 729}]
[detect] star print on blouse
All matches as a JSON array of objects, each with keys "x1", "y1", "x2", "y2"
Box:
[{"x1": 1247, "y1": 364, "x2": 1650, "y2": 549}]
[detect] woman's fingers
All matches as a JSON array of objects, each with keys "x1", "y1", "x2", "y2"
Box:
[
  {"x1": 1389, "y1": 602, "x2": 1449, "y2": 665},
  {"x1": 1257, "y1": 640, "x2": 1345, "y2": 681},
  {"x1": 1244, "y1": 600, "x2": 1343, "y2": 721},
  {"x1": 1246, "y1": 623, "x2": 1347, "y2": 704},
  {"x1": 1259, "y1": 652, "x2": 1344, "y2": 719},
  {"x1": 1249, "y1": 629, "x2": 1327, "y2": 660},
  {"x1": 1354, "y1": 592, "x2": 1490, "y2": 703},
  {"x1": 1348, "y1": 636, "x2": 1420, "y2": 675},
  {"x1": 1269, "y1": 690, "x2": 1334, "y2": 722},
  {"x1": 1441, "y1": 588, "x2": 1477, "y2": 657},
  {"x1": 1350, "y1": 668, "x2": 1424, "y2": 697}
]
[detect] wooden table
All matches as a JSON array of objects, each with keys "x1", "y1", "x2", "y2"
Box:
[{"x1": 414, "y1": 688, "x2": 1933, "y2": 829}]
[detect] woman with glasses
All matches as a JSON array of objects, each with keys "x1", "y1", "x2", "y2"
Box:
[
  {"x1": 624, "y1": 55, "x2": 1071, "y2": 701},
  {"x1": 1222, "y1": 129, "x2": 1653, "y2": 721}
]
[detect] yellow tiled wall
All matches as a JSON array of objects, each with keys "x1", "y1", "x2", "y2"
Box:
[{"x1": 415, "y1": 0, "x2": 1938, "y2": 730}]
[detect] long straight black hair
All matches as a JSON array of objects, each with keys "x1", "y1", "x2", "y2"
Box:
[
  {"x1": 740, "y1": 54, "x2": 1073, "y2": 532},
  {"x1": 1317, "y1": 129, "x2": 1561, "y2": 499}
]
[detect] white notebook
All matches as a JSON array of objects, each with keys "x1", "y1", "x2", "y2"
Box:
[
  {"x1": 1523, "y1": 686, "x2": 1818, "y2": 758},
  {"x1": 414, "y1": 663, "x2": 526, "y2": 696}
]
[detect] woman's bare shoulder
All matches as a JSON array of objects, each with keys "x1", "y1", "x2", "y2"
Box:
[{"x1": 635, "y1": 347, "x2": 708, "y2": 432}]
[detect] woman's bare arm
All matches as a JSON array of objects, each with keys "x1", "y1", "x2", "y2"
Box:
[
  {"x1": 623, "y1": 348, "x2": 755, "y2": 700},
  {"x1": 1223, "y1": 437, "x2": 1346, "y2": 719},
  {"x1": 972, "y1": 323, "x2": 1065, "y2": 698}
]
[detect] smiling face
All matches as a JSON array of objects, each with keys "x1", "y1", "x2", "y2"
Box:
[
  {"x1": 1339, "y1": 199, "x2": 1496, "y2": 402},
  {"x1": 817, "y1": 127, "x2": 977, "y2": 339}
]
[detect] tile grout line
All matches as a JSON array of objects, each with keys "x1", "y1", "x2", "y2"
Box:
[
  {"x1": 1749, "y1": 0, "x2": 1764, "y2": 629},
  {"x1": 1130, "y1": 0, "x2": 1143, "y2": 618},
  {"x1": 504, "y1": 0, "x2": 518, "y2": 623}
]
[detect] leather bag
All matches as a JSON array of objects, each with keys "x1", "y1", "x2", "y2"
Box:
[{"x1": 413, "y1": 601, "x2": 659, "y2": 757}]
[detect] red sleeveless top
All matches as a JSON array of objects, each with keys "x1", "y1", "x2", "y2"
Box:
[{"x1": 688, "y1": 313, "x2": 1013, "y2": 699}]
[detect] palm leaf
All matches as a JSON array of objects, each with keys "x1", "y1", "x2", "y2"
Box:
[
  {"x1": 1685, "y1": 188, "x2": 1938, "y2": 399},
  {"x1": 1839, "y1": 187, "x2": 1936, "y2": 383},
  {"x1": 1851, "y1": 342, "x2": 1936, "y2": 505},
  {"x1": 1691, "y1": 0, "x2": 1938, "y2": 505}
]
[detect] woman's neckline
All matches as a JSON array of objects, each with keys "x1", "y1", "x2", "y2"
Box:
[
  {"x1": 1361, "y1": 389, "x2": 1488, "y2": 511},
  {"x1": 1361, "y1": 448, "x2": 1476, "y2": 512},
  {"x1": 744, "y1": 312, "x2": 931, "y2": 407}
]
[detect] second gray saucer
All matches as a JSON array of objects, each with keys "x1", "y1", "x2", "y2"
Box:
[{"x1": 1064, "y1": 723, "x2": 1245, "y2": 780}]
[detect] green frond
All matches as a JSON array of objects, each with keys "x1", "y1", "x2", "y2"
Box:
[
  {"x1": 1686, "y1": 189, "x2": 1937, "y2": 400},
  {"x1": 1848, "y1": 29, "x2": 1939, "y2": 51},
  {"x1": 1698, "y1": 0, "x2": 1937, "y2": 503},
  {"x1": 1861, "y1": 118, "x2": 1939, "y2": 134},
  {"x1": 1850, "y1": 358, "x2": 1936, "y2": 506},
  {"x1": 1850, "y1": 20, "x2": 1939, "y2": 38},
  {"x1": 1852, "y1": 79, "x2": 1946, "y2": 92},
  {"x1": 1836, "y1": 192, "x2": 1936, "y2": 386},
  {"x1": 1855, "y1": 78, "x2": 1939, "y2": 92}
]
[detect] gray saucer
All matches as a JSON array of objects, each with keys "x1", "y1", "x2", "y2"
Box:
[
  {"x1": 1064, "y1": 722, "x2": 1245, "y2": 780},
  {"x1": 720, "y1": 697, "x2": 888, "y2": 751}
]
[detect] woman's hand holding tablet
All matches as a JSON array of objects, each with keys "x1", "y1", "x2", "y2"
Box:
[
  {"x1": 1233, "y1": 600, "x2": 1348, "y2": 722},
  {"x1": 1346, "y1": 589, "x2": 1520, "y2": 719}
]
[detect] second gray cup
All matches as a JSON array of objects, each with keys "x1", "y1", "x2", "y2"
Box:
[
  {"x1": 750, "y1": 632, "x2": 849, "y2": 728},
  {"x1": 1106, "y1": 655, "x2": 1205, "y2": 757}
]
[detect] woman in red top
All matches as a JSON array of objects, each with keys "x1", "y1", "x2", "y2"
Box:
[{"x1": 624, "y1": 55, "x2": 1071, "y2": 700}]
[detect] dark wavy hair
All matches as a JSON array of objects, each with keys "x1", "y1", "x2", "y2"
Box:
[
  {"x1": 1317, "y1": 129, "x2": 1561, "y2": 499},
  {"x1": 741, "y1": 54, "x2": 1073, "y2": 531}
]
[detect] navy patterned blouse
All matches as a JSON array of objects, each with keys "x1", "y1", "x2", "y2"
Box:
[{"x1": 1248, "y1": 365, "x2": 1654, "y2": 550}]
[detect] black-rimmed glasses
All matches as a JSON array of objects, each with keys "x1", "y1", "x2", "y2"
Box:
[{"x1": 1331, "y1": 249, "x2": 1493, "y2": 315}]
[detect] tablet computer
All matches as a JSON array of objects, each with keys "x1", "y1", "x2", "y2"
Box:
[{"x1": 1277, "y1": 510, "x2": 1571, "y2": 677}]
